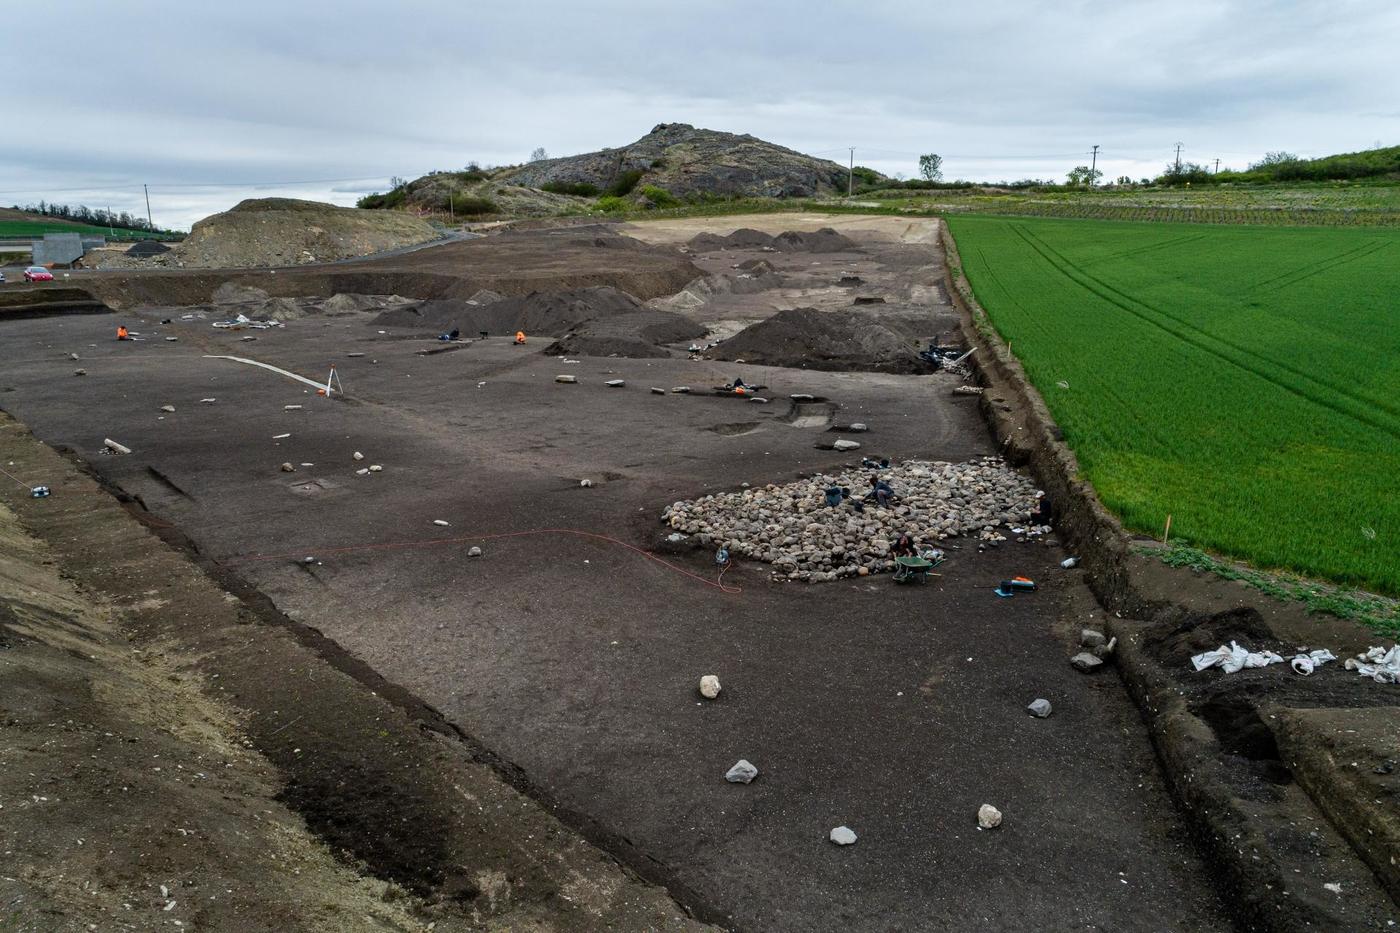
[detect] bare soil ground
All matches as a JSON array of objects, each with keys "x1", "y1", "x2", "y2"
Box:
[{"x1": 0, "y1": 219, "x2": 1239, "y2": 931}]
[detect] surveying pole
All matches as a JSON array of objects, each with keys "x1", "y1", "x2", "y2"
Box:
[{"x1": 1090, "y1": 145, "x2": 1100, "y2": 185}]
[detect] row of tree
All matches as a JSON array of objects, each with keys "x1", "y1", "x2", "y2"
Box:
[{"x1": 11, "y1": 201, "x2": 162, "y2": 233}]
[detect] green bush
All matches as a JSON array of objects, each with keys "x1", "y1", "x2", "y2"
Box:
[
  {"x1": 449, "y1": 195, "x2": 498, "y2": 216},
  {"x1": 640, "y1": 185, "x2": 680, "y2": 207},
  {"x1": 541, "y1": 181, "x2": 601, "y2": 197},
  {"x1": 356, "y1": 188, "x2": 407, "y2": 209},
  {"x1": 606, "y1": 169, "x2": 644, "y2": 197},
  {"x1": 595, "y1": 195, "x2": 630, "y2": 213}
]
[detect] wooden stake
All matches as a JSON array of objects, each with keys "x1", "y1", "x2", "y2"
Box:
[{"x1": 1163, "y1": 513, "x2": 1173, "y2": 545}]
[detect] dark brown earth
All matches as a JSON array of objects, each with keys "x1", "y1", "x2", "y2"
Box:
[
  {"x1": 0, "y1": 414, "x2": 711, "y2": 932},
  {"x1": 0, "y1": 217, "x2": 1241, "y2": 932}
]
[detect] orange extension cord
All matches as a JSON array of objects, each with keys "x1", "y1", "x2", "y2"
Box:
[{"x1": 223, "y1": 526, "x2": 743, "y2": 594}]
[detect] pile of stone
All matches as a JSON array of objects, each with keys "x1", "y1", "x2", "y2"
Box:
[{"x1": 662, "y1": 458, "x2": 1044, "y2": 582}]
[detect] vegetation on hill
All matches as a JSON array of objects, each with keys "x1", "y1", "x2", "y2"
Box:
[
  {"x1": 1157, "y1": 144, "x2": 1400, "y2": 186},
  {"x1": 0, "y1": 205, "x2": 180, "y2": 240}
]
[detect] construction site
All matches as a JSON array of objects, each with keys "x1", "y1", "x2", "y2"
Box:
[{"x1": 2, "y1": 208, "x2": 1397, "y2": 933}]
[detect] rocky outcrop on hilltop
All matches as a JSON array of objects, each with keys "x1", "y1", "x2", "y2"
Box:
[{"x1": 504, "y1": 123, "x2": 870, "y2": 198}]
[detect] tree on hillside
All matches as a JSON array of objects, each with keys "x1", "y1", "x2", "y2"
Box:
[
  {"x1": 529, "y1": 147, "x2": 549, "y2": 163},
  {"x1": 1250, "y1": 150, "x2": 1299, "y2": 170},
  {"x1": 1066, "y1": 165, "x2": 1102, "y2": 187},
  {"x1": 918, "y1": 153, "x2": 943, "y2": 181}
]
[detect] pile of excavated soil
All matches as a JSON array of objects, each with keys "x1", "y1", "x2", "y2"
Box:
[
  {"x1": 709, "y1": 307, "x2": 923, "y2": 373},
  {"x1": 204, "y1": 285, "x2": 419, "y2": 322},
  {"x1": 649, "y1": 267, "x2": 784, "y2": 312},
  {"x1": 687, "y1": 227, "x2": 858, "y2": 253},
  {"x1": 97, "y1": 198, "x2": 440, "y2": 270},
  {"x1": 662, "y1": 458, "x2": 1043, "y2": 582},
  {"x1": 374, "y1": 285, "x2": 649, "y2": 336},
  {"x1": 1142, "y1": 606, "x2": 1283, "y2": 669},
  {"x1": 543, "y1": 310, "x2": 706, "y2": 358},
  {"x1": 125, "y1": 239, "x2": 171, "y2": 257}
]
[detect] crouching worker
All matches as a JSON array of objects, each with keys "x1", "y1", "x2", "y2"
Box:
[
  {"x1": 824, "y1": 485, "x2": 864, "y2": 512},
  {"x1": 867, "y1": 474, "x2": 895, "y2": 507},
  {"x1": 116, "y1": 325, "x2": 130, "y2": 341},
  {"x1": 891, "y1": 531, "x2": 917, "y2": 557},
  {"x1": 514, "y1": 331, "x2": 527, "y2": 345}
]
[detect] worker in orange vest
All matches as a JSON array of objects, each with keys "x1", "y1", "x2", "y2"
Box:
[
  {"x1": 514, "y1": 331, "x2": 526, "y2": 345},
  {"x1": 116, "y1": 325, "x2": 130, "y2": 341}
]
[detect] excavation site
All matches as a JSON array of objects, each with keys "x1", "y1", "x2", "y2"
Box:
[{"x1": 5, "y1": 212, "x2": 1394, "y2": 933}]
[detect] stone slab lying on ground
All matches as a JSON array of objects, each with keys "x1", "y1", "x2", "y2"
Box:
[{"x1": 663, "y1": 457, "x2": 1042, "y2": 582}]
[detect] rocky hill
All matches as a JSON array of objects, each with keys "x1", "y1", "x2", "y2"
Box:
[
  {"x1": 89, "y1": 198, "x2": 440, "y2": 269},
  {"x1": 504, "y1": 123, "x2": 869, "y2": 198}
]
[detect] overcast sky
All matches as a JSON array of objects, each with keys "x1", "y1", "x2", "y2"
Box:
[{"x1": 9, "y1": 0, "x2": 1398, "y2": 230}]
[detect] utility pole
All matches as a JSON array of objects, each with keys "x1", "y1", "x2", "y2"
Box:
[
  {"x1": 107, "y1": 205, "x2": 114, "y2": 238},
  {"x1": 1090, "y1": 145, "x2": 1100, "y2": 185},
  {"x1": 848, "y1": 147, "x2": 855, "y2": 197},
  {"x1": 1213, "y1": 158, "x2": 1221, "y2": 175},
  {"x1": 143, "y1": 184, "x2": 153, "y2": 231},
  {"x1": 1173, "y1": 143, "x2": 1184, "y2": 173}
]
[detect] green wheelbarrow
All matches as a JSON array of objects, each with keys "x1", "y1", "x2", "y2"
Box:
[{"x1": 893, "y1": 555, "x2": 934, "y2": 584}]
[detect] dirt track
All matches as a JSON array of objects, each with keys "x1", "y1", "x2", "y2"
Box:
[{"x1": 0, "y1": 220, "x2": 1235, "y2": 931}]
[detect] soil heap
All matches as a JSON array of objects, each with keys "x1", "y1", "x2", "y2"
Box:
[
  {"x1": 688, "y1": 227, "x2": 859, "y2": 253},
  {"x1": 504, "y1": 124, "x2": 875, "y2": 198},
  {"x1": 709, "y1": 307, "x2": 924, "y2": 373},
  {"x1": 94, "y1": 198, "x2": 440, "y2": 270},
  {"x1": 663, "y1": 457, "x2": 1043, "y2": 582},
  {"x1": 124, "y1": 239, "x2": 171, "y2": 257},
  {"x1": 373, "y1": 285, "x2": 663, "y2": 336},
  {"x1": 542, "y1": 310, "x2": 706, "y2": 358}
]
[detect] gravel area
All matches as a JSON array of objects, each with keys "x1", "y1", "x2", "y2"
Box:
[{"x1": 663, "y1": 457, "x2": 1045, "y2": 581}]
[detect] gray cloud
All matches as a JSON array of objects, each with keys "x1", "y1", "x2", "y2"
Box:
[{"x1": 12, "y1": 0, "x2": 1398, "y2": 229}]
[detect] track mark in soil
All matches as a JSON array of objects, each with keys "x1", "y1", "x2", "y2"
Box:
[
  {"x1": 145, "y1": 466, "x2": 194, "y2": 502},
  {"x1": 1011, "y1": 223, "x2": 1400, "y2": 435},
  {"x1": 708, "y1": 422, "x2": 762, "y2": 436}
]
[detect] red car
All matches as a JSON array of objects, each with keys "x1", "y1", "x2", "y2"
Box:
[{"x1": 24, "y1": 266, "x2": 54, "y2": 283}]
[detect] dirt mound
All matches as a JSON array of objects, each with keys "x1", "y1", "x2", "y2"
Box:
[
  {"x1": 774, "y1": 228, "x2": 859, "y2": 252},
  {"x1": 156, "y1": 198, "x2": 439, "y2": 269},
  {"x1": 650, "y1": 267, "x2": 784, "y2": 312},
  {"x1": 497, "y1": 229, "x2": 655, "y2": 252},
  {"x1": 543, "y1": 310, "x2": 706, "y2": 358},
  {"x1": 503, "y1": 123, "x2": 877, "y2": 198},
  {"x1": 374, "y1": 286, "x2": 650, "y2": 336},
  {"x1": 320, "y1": 292, "x2": 418, "y2": 315},
  {"x1": 212, "y1": 282, "x2": 270, "y2": 305},
  {"x1": 1141, "y1": 607, "x2": 1281, "y2": 669},
  {"x1": 709, "y1": 307, "x2": 923, "y2": 373},
  {"x1": 687, "y1": 227, "x2": 858, "y2": 253},
  {"x1": 124, "y1": 239, "x2": 171, "y2": 257}
]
